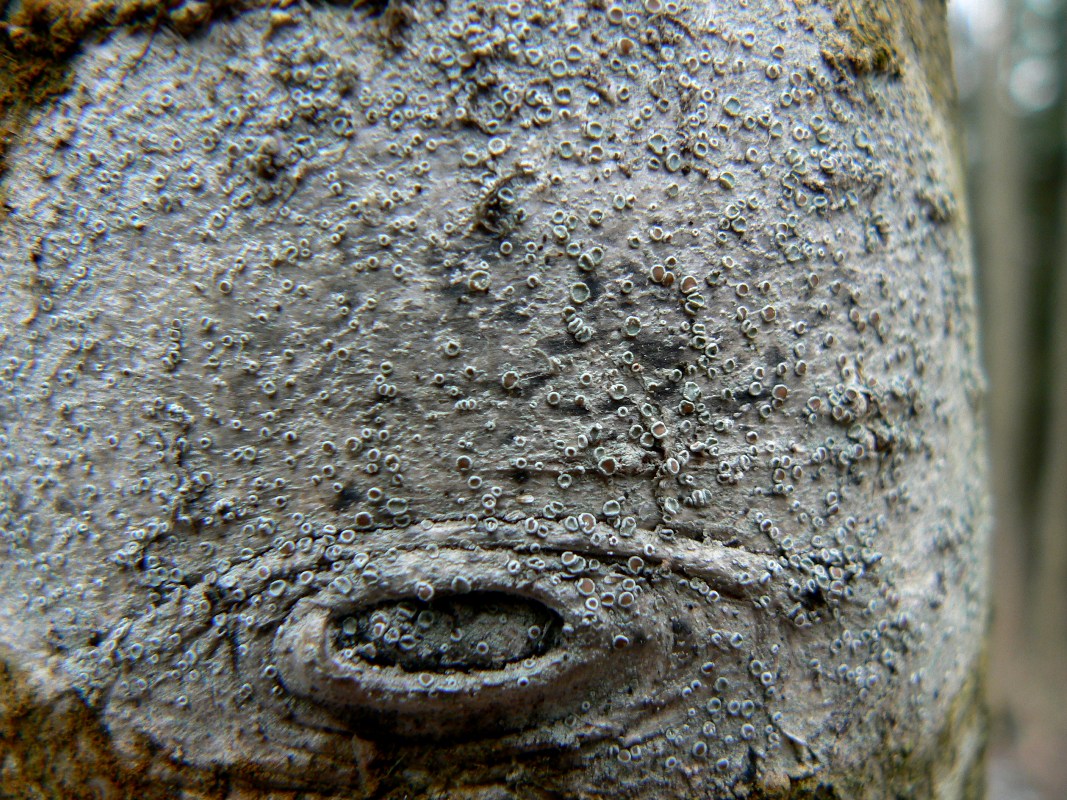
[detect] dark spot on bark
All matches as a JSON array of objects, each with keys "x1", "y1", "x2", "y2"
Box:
[
  {"x1": 333, "y1": 484, "x2": 361, "y2": 512},
  {"x1": 629, "y1": 337, "x2": 685, "y2": 370},
  {"x1": 582, "y1": 273, "x2": 602, "y2": 303},
  {"x1": 798, "y1": 582, "x2": 827, "y2": 611},
  {"x1": 538, "y1": 333, "x2": 583, "y2": 355},
  {"x1": 522, "y1": 370, "x2": 556, "y2": 390},
  {"x1": 766, "y1": 345, "x2": 785, "y2": 372}
]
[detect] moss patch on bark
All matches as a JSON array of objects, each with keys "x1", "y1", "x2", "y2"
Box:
[
  {"x1": 0, "y1": 0, "x2": 227, "y2": 183},
  {"x1": 794, "y1": 0, "x2": 957, "y2": 114}
]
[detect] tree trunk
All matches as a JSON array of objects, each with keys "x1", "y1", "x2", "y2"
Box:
[
  {"x1": 0, "y1": 1, "x2": 989, "y2": 797},
  {"x1": 1024, "y1": 58, "x2": 1067, "y2": 795}
]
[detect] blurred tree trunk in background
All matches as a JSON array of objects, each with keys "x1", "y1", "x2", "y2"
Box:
[
  {"x1": 969, "y1": 0, "x2": 1032, "y2": 745},
  {"x1": 959, "y1": 0, "x2": 1067, "y2": 796},
  {"x1": 1029, "y1": 37, "x2": 1067, "y2": 792}
]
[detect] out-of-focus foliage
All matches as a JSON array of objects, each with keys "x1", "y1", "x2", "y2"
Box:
[{"x1": 952, "y1": 1, "x2": 1067, "y2": 797}]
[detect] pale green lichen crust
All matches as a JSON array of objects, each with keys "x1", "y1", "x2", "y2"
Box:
[{"x1": 0, "y1": 1, "x2": 987, "y2": 798}]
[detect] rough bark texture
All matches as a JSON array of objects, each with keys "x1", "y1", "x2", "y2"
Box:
[{"x1": 0, "y1": 1, "x2": 989, "y2": 798}]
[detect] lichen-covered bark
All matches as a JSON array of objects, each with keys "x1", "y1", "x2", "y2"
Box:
[{"x1": 0, "y1": 1, "x2": 988, "y2": 798}]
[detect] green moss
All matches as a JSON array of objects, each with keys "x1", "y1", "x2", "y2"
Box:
[
  {"x1": 793, "y1": 1, "x2": 957, "y2": 120},
  {"x1": 0, "y1": 47, "x2": 68, "y2": 190},
  {"x1": 0, "y1": 0, "x2": 226, "y2": 182},
  {"x1": 825, "y1": 0, "x2": 903, "y2": 75},
  {"x1": 0, "y1": 649, "x2": 171, "y2": 799}
]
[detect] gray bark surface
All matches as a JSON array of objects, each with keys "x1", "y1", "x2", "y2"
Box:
[{"x1": 0, "y1": 1, "x2": 989, "y2": 798}]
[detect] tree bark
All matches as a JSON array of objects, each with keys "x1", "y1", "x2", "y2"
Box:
[{"x1": 0, "y1": 1, "x2": 989, "y2": 798}]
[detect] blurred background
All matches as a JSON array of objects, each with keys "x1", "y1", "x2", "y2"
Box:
[{"x1": 950, "y1": 1, "x2": 1067, "y2": 798}]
